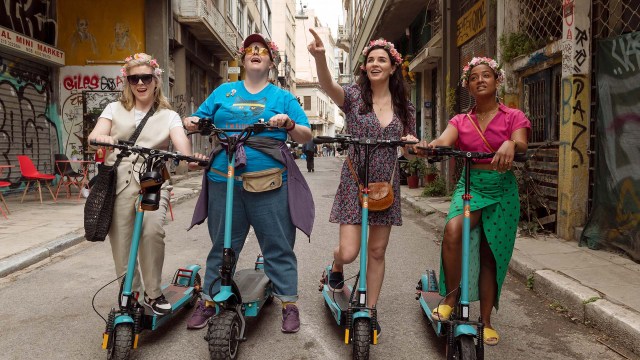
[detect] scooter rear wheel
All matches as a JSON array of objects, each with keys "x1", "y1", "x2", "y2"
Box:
[
  {"x1": 107, "y1": 323, "x2": 133, "y2": 360},
  {"x1": 187, "y1": 274, "x2": 202, "y2": 308},
  {"x1": 207, "y1": 310, "x2": 241, "y2": 360},
  {"x1": 447, "y1": 334, "x2": 476, "y2": 360},
  {"x1": 352, "y1": 318, "x2": 371, "y2": 360}
]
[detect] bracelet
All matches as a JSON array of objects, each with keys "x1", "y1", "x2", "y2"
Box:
[
  {"x1": 285, "y1": 119, "x2": 296, "y2": 131},
  {"x1": 509, "y1": 139, "x2": 517, "y2": 151}
]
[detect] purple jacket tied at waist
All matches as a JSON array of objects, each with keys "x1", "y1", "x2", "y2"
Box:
[{"x1": 188, "y1": 137, "x2": 315, "y2": 239}]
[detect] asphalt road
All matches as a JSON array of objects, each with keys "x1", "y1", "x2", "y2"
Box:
[{"x1": 0, "y1": 157, "x2": 629, "y2": 360}]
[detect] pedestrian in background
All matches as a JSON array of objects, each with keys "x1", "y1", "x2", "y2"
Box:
[
  {"x1": 307, "y1": 28, "x2": 418, "y2": 335},
  {"x1": 182, "y1": 33, "x2": 313, "y2": 333},
  {"x1": 303, "y1": 139, "x2": 316, "y2": 172}
]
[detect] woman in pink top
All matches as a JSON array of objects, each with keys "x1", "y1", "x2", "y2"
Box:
[{"x1": 415, "y1": 57, "x2": 530, "y2": 345}]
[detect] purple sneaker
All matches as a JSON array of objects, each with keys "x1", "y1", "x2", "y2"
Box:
[
  {"x1": 281, "y1": 304, "x2": 300, "y2": 333},
  {"x1": 186, "y1": 300, "x2": 217, "y2": 329}
]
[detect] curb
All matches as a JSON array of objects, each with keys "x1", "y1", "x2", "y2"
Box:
[
  {"x1": 400, "y1": 193, "x2": 640, "y2": 356},
  {"x1": 0, "y1": 177, "x2": 201, "y2": 279}
]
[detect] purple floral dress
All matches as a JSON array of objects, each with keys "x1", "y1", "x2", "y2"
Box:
[{"x1": 329, "y1": 84, "x2": 417, "y2": 226}]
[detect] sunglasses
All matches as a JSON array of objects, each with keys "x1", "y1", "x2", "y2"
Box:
[
  {"x1": 243, "y1": 46, "x2": 270, "y2": 57},
  {"x1": 126, "y1": 74, "x2": 154, "y2": 85}
]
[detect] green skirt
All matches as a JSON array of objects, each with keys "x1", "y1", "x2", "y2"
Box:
[{"x1": 438, "y1": 169, "x2": 520, "y2": 309}]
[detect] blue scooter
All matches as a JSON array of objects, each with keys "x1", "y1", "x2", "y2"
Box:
[
  {"x1": 414, "y1": 146, "x2": 527, "y2": 360},
  {"x1": 90, "y1": 140, "x2": 208, "y2": 360},
  {"x1": 315, "y1": 134, "x2": 416, "y2": 360},
  {"x1": 192, "y1": 119, "x2": 277, "y2": 359}
]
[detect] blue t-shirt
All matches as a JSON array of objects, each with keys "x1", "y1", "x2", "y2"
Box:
[{"x1": 192, "y1": 81, "x2": 309, "y2": 183}]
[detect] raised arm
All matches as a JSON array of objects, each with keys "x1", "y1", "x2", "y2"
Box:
[{"x1": 308, "y1": 28, "x2": 345, "y2": 107}]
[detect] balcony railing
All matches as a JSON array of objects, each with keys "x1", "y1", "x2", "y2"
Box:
[
  {"x1": 336, "y1": 25, "x2": 351, "y2": 52},
  {"x1": 176, "y1": 0, "x2": 238, "y2": 57}
]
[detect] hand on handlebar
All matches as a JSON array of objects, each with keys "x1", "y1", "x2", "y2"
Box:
[
  {"x1": 182, "y1": 116, "x2": 200, "y2": 132},
  {"x1": 93, "y1": 135, "x2": 116, "y2": 145},
  {"x1": 188, "y1": 152, "x2": 209, "y2": 171},
  {"x1": 268, "y1": 114, "x2": 293, "y2": 129},
  {"x1": 411, "y1": 139, "x2": 437, "y2": 158},
  {"x1": 491, "y1": 140, "x2": 517, "y2": 173}
]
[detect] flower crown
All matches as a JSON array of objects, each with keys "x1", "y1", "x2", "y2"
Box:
[
  {"x1": 358, "y1": 39, "x2": 403, "y2": 71},
  {"x1": 460, "y1": 56, "x2": 505, "y2": 87},
  {"x1": 237, "y1": 36, "x2": 279, "y2": 60},
  {"x1": 120, "y1": 53, "x2": 164, "y2": 77}
]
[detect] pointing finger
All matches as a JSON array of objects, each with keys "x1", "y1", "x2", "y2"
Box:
[{"x1": 309, "y1": 28, "x2": 322, "y2": 44}]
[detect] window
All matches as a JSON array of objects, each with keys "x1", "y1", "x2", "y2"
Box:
[
  {"x1": 247, "y1": 16, "x2": 254, "y2": 37},
  {"x1": 303, "y1": 96, "x2": 311, "y2": 110},
  {"x1": 227, "y1": 0, "x2": 233, "y2": 18},
  {"x1": 237, "y1": 1, "x2": 245, "y2": 37}
]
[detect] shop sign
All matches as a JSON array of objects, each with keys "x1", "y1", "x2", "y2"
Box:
[
  {"x1": 228, "y1": 66, "x2": 241, "y2": 74},
  {"x1": 456, "y1": 0, "x2": 486, "y2": 46},
  {"x1": 0, "y1": 26, "x2": 65, "y2": 66}
]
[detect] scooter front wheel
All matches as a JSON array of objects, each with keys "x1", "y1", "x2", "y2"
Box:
[
  {"x1": 206, "y1": 310, "x2": 241, "y2": 360},
  {"x1": 352, "y1": 318, "x2": 371, "y2": 360},
  {"x1": 107, "y1": 323, "x2": 133, "y2": 360},
  {"x1": 447, "y1": 334, "x2": 476, "y2": 360}
]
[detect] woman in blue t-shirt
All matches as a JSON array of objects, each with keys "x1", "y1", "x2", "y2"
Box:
[{"x1": 182, "y1": 33, "x2": 313, "y2": 333}]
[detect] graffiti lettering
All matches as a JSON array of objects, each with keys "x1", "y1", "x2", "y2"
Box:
[
  {"x1": 575, "y1": 28, "x2": 588, "y2": 48},
  {"x1": 563, "y1": 0, "x2": 574, "y2": 26},
  {"x1": 62, "y1": 74, "x2": 100, "y2": 91},
  {"x1": 610, "y1": 32, "x2": 640, "y2": 75},
  {"x1": 0, "y1": 0, "x2": 58, "y2": 45}
]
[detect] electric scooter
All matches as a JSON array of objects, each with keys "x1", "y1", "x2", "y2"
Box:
[
  {"x1": 191, "y1": 118, "x2": 278, "y2": 359},
  {"x1": 90, "y1": 140, "x2": 208, "y2": 360},
  {"x1": 314, "y1": 134, "x2": 417, "y2": 360},
  {"x1": 414, "y1": 146, "x2": 527, "y2": 360}
]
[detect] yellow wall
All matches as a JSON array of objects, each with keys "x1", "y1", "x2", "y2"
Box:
[{"x1": 57, "y1": 0, "x2": 145, "y2": 65}]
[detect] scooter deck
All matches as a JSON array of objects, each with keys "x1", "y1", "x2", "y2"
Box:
[
  {"x1": 322, "y1": 283, "x2": 353, "y2": 326},
  {"x1": 143, "y1": 284, "x2": 197, "y2": 330},
  {"x1": 234, "y1": 268, "x2": 271, "y2": 303},
  {"x1": 418, "y1": 290, "x2": 446, "y2": 336}
]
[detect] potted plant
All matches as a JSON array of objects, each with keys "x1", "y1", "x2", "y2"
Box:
[
  {"x1": 401, "y1": 157, "x2": 426, "y2": 189},
  {"x1": 423, "y1": 163, "x2": 438, "y2": 185}
]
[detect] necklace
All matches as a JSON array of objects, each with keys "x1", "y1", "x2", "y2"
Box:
[
  {"x1": 476, "y1": 105, "x2": 499, "y2": 123},
  {"x1": 373, "y1": 97, "x2": 391, "y2": 113}
]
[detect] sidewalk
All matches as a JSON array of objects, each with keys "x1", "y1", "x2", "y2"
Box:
[
  {"x1": 400, "y1": 185, "x2": 640, "y2": 356},
  {"x1": 0, "y1": 172, "x2": 204, "y2": 278}
]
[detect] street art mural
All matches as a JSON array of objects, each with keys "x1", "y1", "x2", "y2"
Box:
[
  {"x1": 0, "y1": 0, "x2": 58, "y2": 45},
  {"x1": 0, "y1": 54, "x2": 57, "y2": 187},
  {"x1": 59, "y1": 66, "x2": 122, "y2": 161},
  {"x1": 582, "y1": 31, "x2": 640, "y2": 261},
  {"x1": 57, "y1": 0, "x2": 144, "y2": 65}
]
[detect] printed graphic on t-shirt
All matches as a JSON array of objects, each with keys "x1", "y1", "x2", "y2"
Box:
[{"x1": 231, "y1": 96, "x2": 267, "y2": 121}]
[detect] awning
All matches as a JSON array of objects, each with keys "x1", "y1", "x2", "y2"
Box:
[{"x1": 409, "y1": 32, "x2": 442, "y2": 72}]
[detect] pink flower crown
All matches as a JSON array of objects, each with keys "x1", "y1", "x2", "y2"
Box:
[
  {"x1": 460, "y1": 57, "x2": 505, "y2": 87},
  {"x1": 358, "y1": 39, "x2": 403, "y2": 71},
  {"x1": 237, "y1": 36, "x2": 279, "y2": 60},
  {"x1": 120, "y1": 53, "x2": 164, "y2": 77}
]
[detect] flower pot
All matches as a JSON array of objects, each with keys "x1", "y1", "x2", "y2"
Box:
[
  {"x1": 424, "y1": 173, "x2": 437, "y2": 185},
  {"x1": 407, "y1": 175, "x2": 419, "y2": 189}
]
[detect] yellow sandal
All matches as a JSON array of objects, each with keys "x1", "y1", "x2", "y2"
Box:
[
  {"x1": 483, "y1": 327, "x2": 500, "y2": 346},
  {"x1": 431, "y1": 304, "x2": 453, "y2": 321}
]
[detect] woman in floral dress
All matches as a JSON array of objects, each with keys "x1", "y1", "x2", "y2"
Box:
[{"x1": 308, "y1": 29, "x2": 418, "y2": 334}]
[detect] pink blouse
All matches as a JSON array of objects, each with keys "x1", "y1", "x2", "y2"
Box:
[{"x1": 448, "y1": 103, "x2": 531, "y2": 163}]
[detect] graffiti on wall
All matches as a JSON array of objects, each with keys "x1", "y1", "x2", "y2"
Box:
[
  {"x1": 581, "y1": 31, "x2": 640, "y2": 261},
  {"x1": 57, "y1": 0, "x2": 144, "y2": 65},
  {"x1": 59, "y1": 66, "x2": 122, "y2": 159},
  {"x1": 560, "y1": 75, "x2": 588, "y2": 167},
  {"x1": 0, "y1": 55, "x2": 56, "y2": 184},
  {"x1": 0, "y1": 0, "x2": 58, "y2": 45}
]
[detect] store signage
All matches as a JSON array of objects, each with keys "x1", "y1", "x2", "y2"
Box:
[
  {"x1": 456, "y1": 0, "x2": 486, "y2": 46},
  {"x1": 227, "y1": 66, "x2": 241, "y2": 74},
  {"x1": 0, "y1": 26, "x2": 65, "y2": 66}
]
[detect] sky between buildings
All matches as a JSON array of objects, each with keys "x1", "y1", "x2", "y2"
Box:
[{"x1": 298, "y1": 0, "x2": 344, "y2": 38}]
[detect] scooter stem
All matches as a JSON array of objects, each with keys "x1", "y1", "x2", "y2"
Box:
[
  {"x1": 122, "y1": 196, "x2": 144, "y2": 304},
  {"x1": 460, "y1": 160, "x2": 472, "y2": 320},
  {"x1": 357, "y1": 145, "x2": 371, "y2": 306}
]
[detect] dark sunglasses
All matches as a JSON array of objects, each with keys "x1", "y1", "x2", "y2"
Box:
[{"x1": 127, "y1": 74, "x2": 154, "y2": 85}]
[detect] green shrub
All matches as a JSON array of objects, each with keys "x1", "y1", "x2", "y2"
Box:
[
  {"x1": 422, "y1": 177, "x2": 447, "y2": 197},
  {"x1": 499, "y1": 32, "x2": 541, "y2": 63}
]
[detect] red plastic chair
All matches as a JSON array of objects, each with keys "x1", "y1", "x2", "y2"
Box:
[
  {"x1": 0, "y1": 181, "x2": 10, "y2": 218},
  {"x1": 17, "y1": 155, "x2": 56, "y2": 203}
]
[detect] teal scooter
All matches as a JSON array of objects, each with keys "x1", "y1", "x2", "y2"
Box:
[
  {"x1": 191, "y1": 119, "x2": 278, "y2": 359},
  {"x1": 414, "y1": 146, "x2": 527, "y2": 360},
  {"x1": 315, "y1": 134, "x2": 416, "y2": 360},
  {"x1": 90, "y1": 140, "x2": 208, "y2": 360}
]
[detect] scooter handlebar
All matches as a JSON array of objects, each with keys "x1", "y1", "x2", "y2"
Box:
[
  {"x1": 90, "y1": 139, "x2": 208, "y2": 166},
  {"x1": 416, "y1": 145, "x2": 529, "y2": 162}
]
